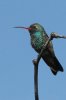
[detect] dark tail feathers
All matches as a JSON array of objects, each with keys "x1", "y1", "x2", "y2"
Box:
[{"x1": 51, "y1": 64, "x2": 64, "y2": 75}]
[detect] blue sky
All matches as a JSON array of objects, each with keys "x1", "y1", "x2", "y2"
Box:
[{"x1": 0, "y1": 0, "x2": 66, "y2": 100}]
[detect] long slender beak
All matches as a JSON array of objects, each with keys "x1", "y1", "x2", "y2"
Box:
[{"x1": 13, "y1": 26, "x2": 32, "y2": 30}]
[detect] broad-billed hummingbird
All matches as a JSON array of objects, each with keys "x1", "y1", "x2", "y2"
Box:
[{"x1": 14, "y1": 23, "x2": 64, "y2": 75}]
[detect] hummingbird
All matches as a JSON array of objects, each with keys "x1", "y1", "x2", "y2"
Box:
[{"x1": 14, "y1": 23, "x2": 64, "y2": 75}]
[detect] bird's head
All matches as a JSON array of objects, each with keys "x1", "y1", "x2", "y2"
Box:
[{"x1": 14, "y1": 23, "x2": 44, "y2": 35}]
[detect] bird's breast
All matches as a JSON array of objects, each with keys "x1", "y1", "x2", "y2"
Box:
[{"x1": 31, "y1": 32, "x2": 44, "y2": 51}]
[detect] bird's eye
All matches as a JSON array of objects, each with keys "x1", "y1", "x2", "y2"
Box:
[{"x1": 33, "y1": 25, "x2": 38, "y2": 29}]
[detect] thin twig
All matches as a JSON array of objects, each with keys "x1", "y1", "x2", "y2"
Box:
[
  {"x1": 33, "y1": 60, "x2": 39, "y2": 100},
  {"x1": 33, "y1": 32, "x2": 66, "y2": 100}
]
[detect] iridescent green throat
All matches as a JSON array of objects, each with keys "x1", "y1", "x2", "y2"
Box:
[{"x1": 31, "y1": 31, "x2": 44, "y2": 50}]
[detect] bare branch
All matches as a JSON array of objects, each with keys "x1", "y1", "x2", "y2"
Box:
[
  {"x1": 50, "y1": 32, "x2": 66, "y2": 39},
  {"x1": 33, "y1": 60, "x2": 39, "y2": 100}
]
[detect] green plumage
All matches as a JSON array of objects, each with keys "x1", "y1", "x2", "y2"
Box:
[
  {"x1": 29, "y1": 23, "x2": 64, "y2": 75},
  {"x1": 31, "y1": 31, "x2": 44, "y2": 50}
]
